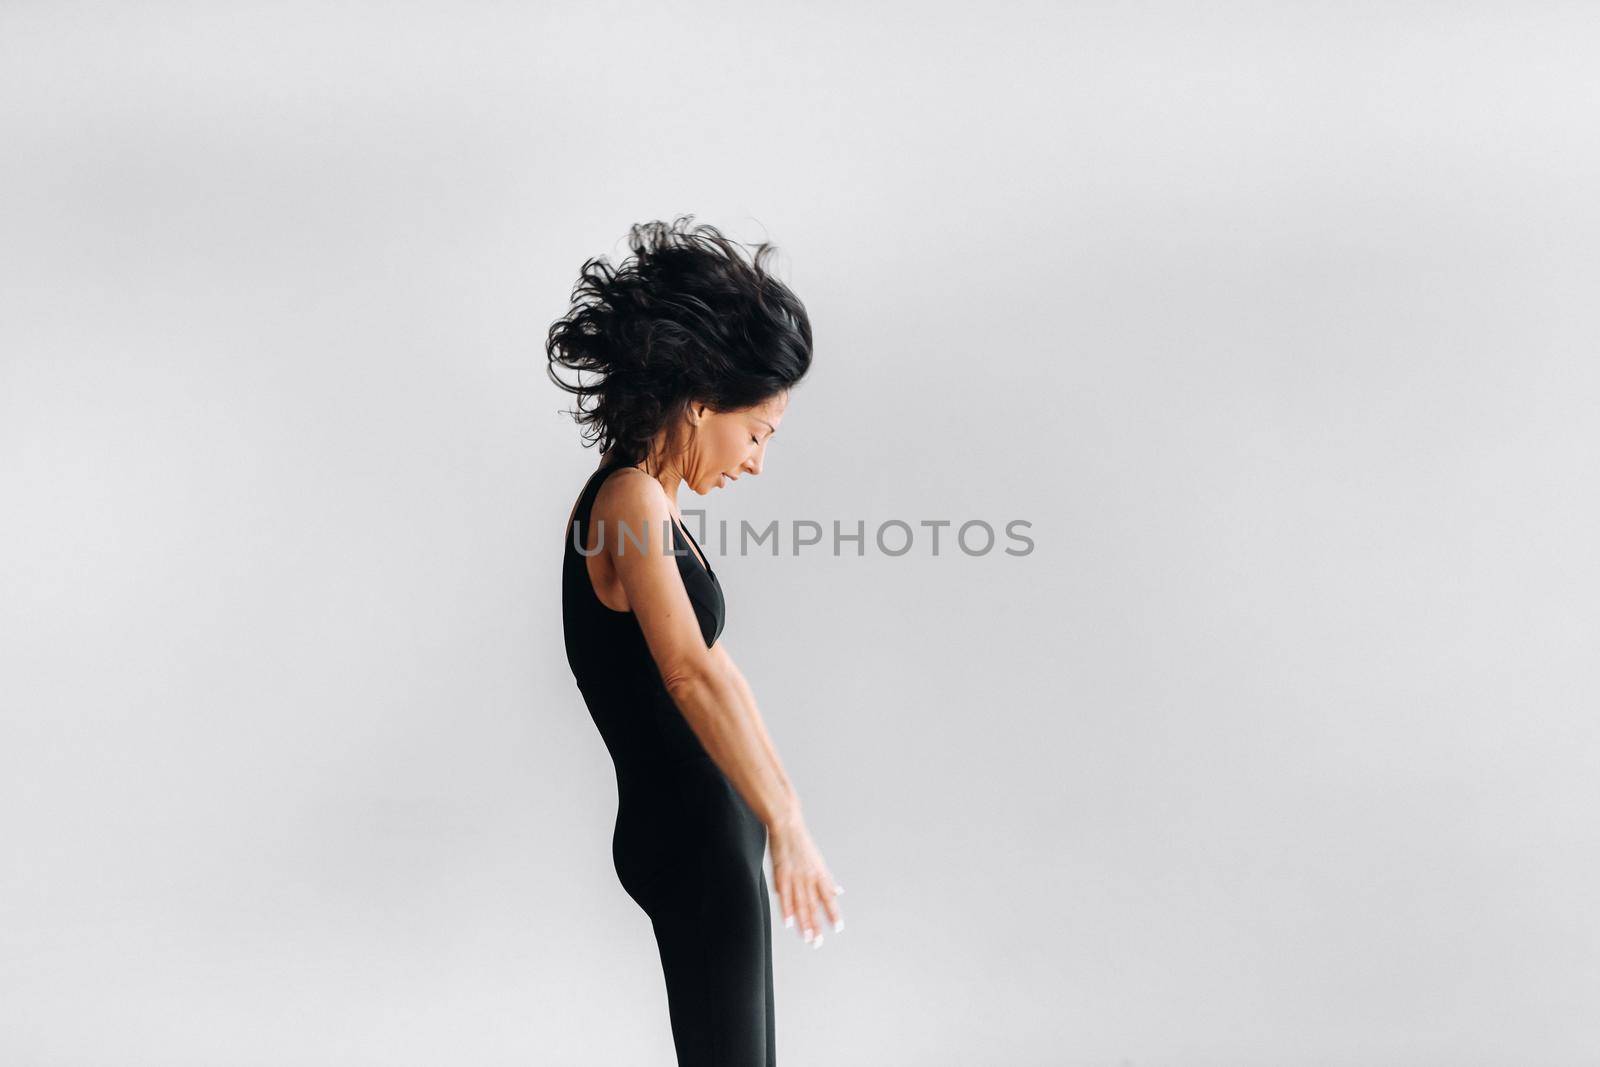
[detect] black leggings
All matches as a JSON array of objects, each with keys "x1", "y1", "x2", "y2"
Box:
[{"x1": 614, "y1": 757, "x2": 775, "y2": 1066}]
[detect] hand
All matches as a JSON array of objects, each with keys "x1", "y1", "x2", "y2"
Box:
[{"x1": 767, "y1": 814, "x2": 843, "y2": 947}]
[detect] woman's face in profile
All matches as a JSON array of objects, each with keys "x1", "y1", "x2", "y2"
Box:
[{"x1": 688, "y1": 391, "x2": 788, "y2": 495}]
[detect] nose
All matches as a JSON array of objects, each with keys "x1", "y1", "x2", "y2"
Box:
[{"x1": 742, "y1": 450, "x2": 763, "y2": 477}]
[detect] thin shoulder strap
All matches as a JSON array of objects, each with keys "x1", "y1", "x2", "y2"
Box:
[{"x1": 569, "y1": 460, "x2": 619, "y2": 543}]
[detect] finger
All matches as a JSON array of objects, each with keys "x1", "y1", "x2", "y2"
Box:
[
  {"x1": 803, "y1": 880, "x2": 824, "y2": 946},
  {"x1": 817, "y1": 873, "x2": 843, "y2": 931},
  {"x1": 773, "y1": 873, "x2": 789, "y2": 931},
  {"x1": 785, "y1": 875, "x2": 810, "y2": 942},
  {"x1": 796, "y1": 876, "x2": 819, "y2": 940},
  {"x1": 776, "y1": 872, "x2": 796, "y2": 936},
  {"x1": 787, "y1": 881, "x2": 802, "y2": 939}
]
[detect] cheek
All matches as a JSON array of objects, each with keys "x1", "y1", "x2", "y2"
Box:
[{"x1": 700, "y1": 430, "x2": 739, "y2": 472}]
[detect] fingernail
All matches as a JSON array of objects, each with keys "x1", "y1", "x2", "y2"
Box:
[
  {"x1": 803, "y1": 928, "x2": 813, "y2": 942},
  {"x1": 834, "y1": 885, "x2": 845, "y2": 895},
  {"x1": 784, "y1": 915, "x2": 794, "y2": 928},
  {"x1": 813, "y1": 934, "x2": 824, "y2": 948},
  {"x1": 833, "y1": 919, "x2": 844, "y2": 932}
]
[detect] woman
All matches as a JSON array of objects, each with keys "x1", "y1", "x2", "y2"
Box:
[{"x1": 547, "y1": 216, "x2": 843, "y2": 1066}]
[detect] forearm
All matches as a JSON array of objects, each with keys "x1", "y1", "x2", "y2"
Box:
[
  {"x1": 725, "y1": 658, "x2": 804, "y2": 830},
  {"x1": 666, "y1": 662, "x2": 802, "y2": 830}
]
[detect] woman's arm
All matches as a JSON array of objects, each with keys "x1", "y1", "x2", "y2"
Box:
[
  {"x1": 599, "y1": 469, "x2": 843, "y2": 942},
  {"x1": 598, "y1": 469, "x2": 800, "y2": 829},
  {"x1": 702, "y1": 639, "x2": 802, "y2": 828},
  {"x1": 662, "y1": 644, "x2": 804, "y2": 830},
  {"x1": 699, "y1": 638, "x2": 843, "y2": 943}
]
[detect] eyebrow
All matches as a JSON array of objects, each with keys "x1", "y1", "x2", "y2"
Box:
[{"x1": 756, "y1": 418, "x2": 777, "y2": 436}]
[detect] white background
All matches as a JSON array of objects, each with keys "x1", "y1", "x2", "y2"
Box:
[{"x1": 3, "y1": 3, "x2": 1597, "y2": 1064}]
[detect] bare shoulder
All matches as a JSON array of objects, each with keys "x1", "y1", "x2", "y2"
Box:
[
  {"x1": 591, "y1": 467, "x2": 671, "y2": 554},
  {"x1": 586, "y1": 466, "x2": 714, "y2": 682},
  {"x1": 592, "y1": 465, "x2": 666, "y2": 521}
]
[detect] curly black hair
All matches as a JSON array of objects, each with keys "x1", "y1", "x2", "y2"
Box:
[{"x1": 546, "y1": 215, "x2": 813, "y2": 467}]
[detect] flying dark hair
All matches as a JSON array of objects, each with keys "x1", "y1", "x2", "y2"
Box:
[{"x1": 546, "y1": 215, "x2": 813, "y2": 467}]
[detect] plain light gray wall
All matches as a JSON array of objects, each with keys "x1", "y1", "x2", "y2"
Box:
[{"x1": 3, "y1": 3, "x2": 1597, "y2": 1065}]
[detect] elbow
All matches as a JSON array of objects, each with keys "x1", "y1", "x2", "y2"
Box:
[{"x1": 661, "y1": 652, "x2": 724, "y2": 702}]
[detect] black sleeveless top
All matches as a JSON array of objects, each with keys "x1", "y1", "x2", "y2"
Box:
[{"x1": 562, "y1": 460, "x2": 726, "y2": 771}]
